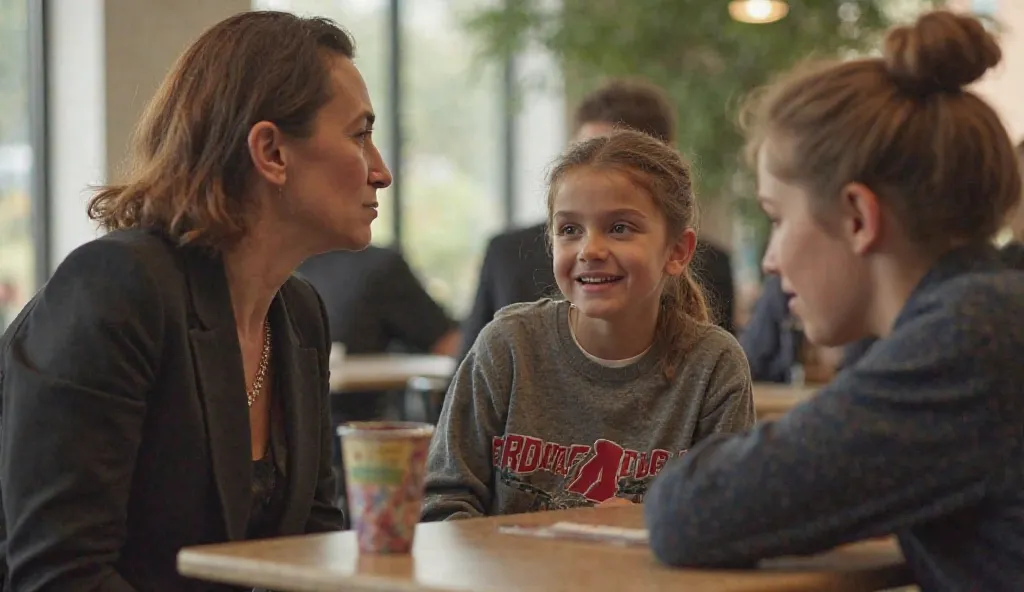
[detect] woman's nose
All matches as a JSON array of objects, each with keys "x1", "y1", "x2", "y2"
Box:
[
  {"x1": 761, "y1": 236, "x2": 779, "y2": 276},
  {"x1": 369, "y1": 146, "x2": 393, "y2": 189}
]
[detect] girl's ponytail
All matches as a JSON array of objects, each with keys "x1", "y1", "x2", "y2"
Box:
[{"x1": 654, "y1": 271, "x2": 710, "y2": 379}]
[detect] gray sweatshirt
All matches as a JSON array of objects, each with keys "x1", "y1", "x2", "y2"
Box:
[{"x1": 422, "y1": 299, "x2": 754, "y2": 521}]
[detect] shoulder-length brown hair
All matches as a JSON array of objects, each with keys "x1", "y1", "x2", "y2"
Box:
[{"x1": 88, "y1": 11, "x2": 355, "y2": 250}]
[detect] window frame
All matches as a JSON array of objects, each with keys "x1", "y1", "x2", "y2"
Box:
[{"x1": 28, "y1": 0, "x2": 50, "y2": 284}]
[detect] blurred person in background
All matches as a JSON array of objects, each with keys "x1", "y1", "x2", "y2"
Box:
[{"x1": 299, "y1": 245, "x2": 459, "y2": 421}]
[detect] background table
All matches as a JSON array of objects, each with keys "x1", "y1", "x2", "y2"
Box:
[
  {"x1": 331, "y1": 353, "x2": 456, "y2": 393},
  {"x1": 752, "y1": 383, "x2": 816, "y2": 419},
  {"x1": 329, "y1": 358, "x2": 819, "y2": 424},
  {"x1": 178, "y1": 505, "x2": 911, "y2": 592}
]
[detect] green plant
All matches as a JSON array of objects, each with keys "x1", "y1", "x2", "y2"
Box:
[{"x1": 464, "y1": 0, "x2": 948, "y2": 206}]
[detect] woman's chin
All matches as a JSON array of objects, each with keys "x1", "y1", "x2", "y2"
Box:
[{"x1": 332, "y1": 228, "x2": 373, "y2": 252}]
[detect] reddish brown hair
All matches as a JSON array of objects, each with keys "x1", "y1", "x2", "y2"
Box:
[
  {"x1": 547, "y1": 130, "x2": 709, "y2": 378},
  {"x1": 574, "y1": 79, "x2": 677, "y2": 144},
  {"x1": 88, "y1": 11, "x2": 356, "y2": 249},
  {"x1": 742, "y1": 10, "x2": 1020, "y2": 250}
]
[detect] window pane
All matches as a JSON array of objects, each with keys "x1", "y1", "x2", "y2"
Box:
[
  {"x1": 402, "y1": 0, "x2": 503, "y2": 317},
  {"x1": 972, "y1": 0, "x2": 998, "y2": 16},
  {"x1": 0, "y1": 1, "x2": 35, "y2": 329},
  {"x1": 252, "y1": 0, "x2": 395, "y2": 246}
]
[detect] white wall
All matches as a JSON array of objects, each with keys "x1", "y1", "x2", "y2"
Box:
[
  {"x1": 953, "y1": 0, "x2": 1024, "y2": 139},
  {"x1": 974, "y1": 0, "x2": 1024, "y2": 141},
  {"x1": 48, "y1": 0, "x2": 106, "y2": 270},
  {"x1": 46, "y1": 0, "x2": 250, "y2": 270}
]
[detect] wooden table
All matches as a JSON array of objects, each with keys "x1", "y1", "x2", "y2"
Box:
[
  {"x1": 178, "y1": 505, "x2": 911, "y2": 592},
  {"x1": 753, "y1": 383, "x2": 817, "y2": 420},
  {"x1": 331, "y1": 354, "x2": 457, "y2": 393}
]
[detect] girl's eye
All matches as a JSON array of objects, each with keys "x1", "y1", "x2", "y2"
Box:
[
  {"x1": 558, "y1": 224, "x2": 580, "y2": 236},
  {"x1": 611, "y1": 223, "x2": 630, "y2": 234},
  {"x1": 356, "y1": 129, "x2": 373, "y2": 144}
]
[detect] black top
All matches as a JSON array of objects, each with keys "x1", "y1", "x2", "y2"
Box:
[
  {"x1": 0, "y1": 229, "x2": 344, "y2": 591},
  {"x1": 298, "y1": 246, "x2": 454, "y2": 356},
  {"x1": 647, "y1": 244, "x2": 1024, "y2": 590},
  {"x1": 247, "y1": 389, "x2": 289, "y2": 541},
  {"x1": 459, "y1": 223, "x2": 736, "y2": 360}
]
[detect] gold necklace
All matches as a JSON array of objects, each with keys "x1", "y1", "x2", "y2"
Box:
[{"x1": 246, "y1": 320, "x2": 271, "y2": 407}]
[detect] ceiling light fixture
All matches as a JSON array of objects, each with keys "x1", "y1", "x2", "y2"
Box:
[{"x1": 729, "y1": 0, "x2": 790, "y2": 24}]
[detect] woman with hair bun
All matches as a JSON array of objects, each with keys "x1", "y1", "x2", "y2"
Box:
[{"x1": 645, "y1": 11, "x2": 1024, "y2": 590}]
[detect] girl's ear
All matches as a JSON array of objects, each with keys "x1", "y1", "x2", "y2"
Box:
[{"x1": 664, "y1": 228, "x2": 697, "y2": 277}]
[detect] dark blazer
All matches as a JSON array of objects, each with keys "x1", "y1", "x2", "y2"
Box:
[
  {"x1": 0, "y1": 229, "x2": 344, "y2": 591},
  {"x1": 458, "y1": 223, "x2": 736, "y2": 359}
]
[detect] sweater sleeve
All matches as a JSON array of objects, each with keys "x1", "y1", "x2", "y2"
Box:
[
  {"x1": 644, "y1": 295, "x2": 1019, "y2": 567},
  {"x1": 693, "y1": 335, "x2": 755, "y2": 441},
  {"x1": 421, "y1": 320, "x2": 513, "y2": 521}
]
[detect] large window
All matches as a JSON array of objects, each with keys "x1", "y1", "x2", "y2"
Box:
[
  {"x1": 0, "y1": 0, "x2": 38, "y2": 329},
  {"x1": 972, "y1": 0, "x2": 997, "y2": 15},
  {"x1": 401, "y1": 0, "x2": 503, "y2": 315},
  {"x1": 254, "y1": 0, "x2": 509, "y2": 318}
]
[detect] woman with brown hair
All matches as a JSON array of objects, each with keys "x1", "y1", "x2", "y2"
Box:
[
  {"x1": 0, "y1": 10, "x2": 390, "y2": 591},
  {"x1": 645, "y1": 10, "x2": 1024, "y2": 590}
]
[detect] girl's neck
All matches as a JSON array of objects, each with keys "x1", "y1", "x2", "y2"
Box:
[{"x1": 569, "y1": 302, "x2": 659, "y2": 360}]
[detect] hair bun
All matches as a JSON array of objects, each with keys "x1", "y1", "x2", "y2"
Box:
[{"x1": 883, "y1": 10, "x2": 1001, "y2": 96}]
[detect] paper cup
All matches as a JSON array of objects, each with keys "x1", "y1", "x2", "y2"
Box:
[{"x1": 337, "y1": 421, "x2": 434, "y2": 553}]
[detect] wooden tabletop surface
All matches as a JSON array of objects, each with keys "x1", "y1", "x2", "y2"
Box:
[
  {"x1": 178, "y1": 505, "x2": 911, "y2": 592},
  {"x1": 330, "y1": 353, "x2": 457, "y2": 393},
  {"x1": 751, "y1": 383, "x2": 817, "y2": 419}
]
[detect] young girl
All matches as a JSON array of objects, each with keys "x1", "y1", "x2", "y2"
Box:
[
  {"x1": 421, "y1": 130, "x2": 754, "y2": 521},
  {"x1": 644, "y1": 11, "x2": 1024, "y2": 590}
]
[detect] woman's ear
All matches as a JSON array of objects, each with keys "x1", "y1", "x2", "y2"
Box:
[
  {"x1": 247, "y1": 121, "x2": 287, "y2": 186},
  {"x1": 839, "y1": 182, "x2": 883, "y2": 254}
]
